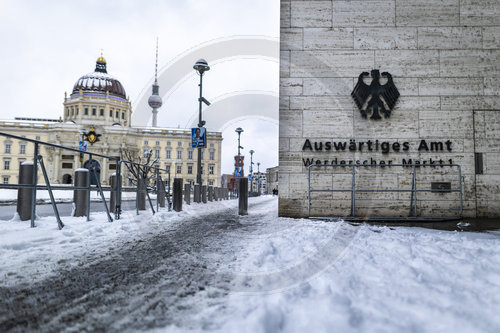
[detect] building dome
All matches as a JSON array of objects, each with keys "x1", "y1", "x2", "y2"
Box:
[{"x1": 72, "y1": 57, "x2": 126, "y2": 100}]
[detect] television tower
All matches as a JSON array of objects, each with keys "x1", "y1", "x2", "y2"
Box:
[{"x1": 148, "y1": 38, "x2": 162, "y2": 127}]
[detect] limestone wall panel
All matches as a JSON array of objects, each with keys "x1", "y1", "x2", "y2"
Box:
[
  {"x1": 332, "y1": 1, "x2": 395, "y2": 27},
  {"x1": 354, "y1": 28, "x2": 417, "y2": 50},
  {"x1": 304, "y1": 28, "x2": 354, "y2": 50}
]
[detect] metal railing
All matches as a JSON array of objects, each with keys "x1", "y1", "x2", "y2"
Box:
[
  {"x1": 307, "y1": 163, "x2": 463, "y2": 221},
  {"x1": 0, "y1": 131, "x2": 172, "y2": 229}
]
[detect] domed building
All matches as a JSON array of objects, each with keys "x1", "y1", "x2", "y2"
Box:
[
  {"x1": 64, "y1": 56, "x2": 132, "y2": 127},
  {"x1": 0, "y1": 55, "x2": 222, "y2": 188}
]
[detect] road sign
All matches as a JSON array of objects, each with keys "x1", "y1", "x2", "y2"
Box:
[{"x1": 79, "y1": 141, "x2": 87, "y2": 152}]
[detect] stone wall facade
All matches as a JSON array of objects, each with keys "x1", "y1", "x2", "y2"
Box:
[{"x1": 279, "y1": 0, "x2": 500, "y2": 218}]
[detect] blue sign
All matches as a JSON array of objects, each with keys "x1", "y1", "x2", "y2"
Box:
[
  {"x1": 79, "y1": 141, "x2": 87, "y2": 152},
  {"x1": 192, "y1": 127, "x2": 206, "y2": 148}
]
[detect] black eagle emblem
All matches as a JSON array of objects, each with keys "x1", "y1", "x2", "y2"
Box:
[{"x1": 351, "y1": 69, "x2": 400, "y2": 120}]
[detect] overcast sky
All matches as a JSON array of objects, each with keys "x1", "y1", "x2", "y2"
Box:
[{"x1": 0, "y1": 0, "x2": 280, "y2": 175}]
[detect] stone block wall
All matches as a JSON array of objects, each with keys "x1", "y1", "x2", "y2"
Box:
[{"x1": 279, "y1": 0, "x2": 500, "y2": 218}]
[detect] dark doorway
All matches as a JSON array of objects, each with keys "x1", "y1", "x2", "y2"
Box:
[{"x1": 62, "y1": 174, "x2": 72, "y2": 184}]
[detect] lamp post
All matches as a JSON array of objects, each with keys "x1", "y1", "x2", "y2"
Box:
[
  {"x1": 249, "y1": 149, "x2": 254, "y2": 193},
  {"x1": 193, "y1": 59, "x2": 210, "y2": 194},
  {"x1": 257, "y1": 162, "x2": 260, "y2": 195},
  {"x1": 235, "y1": 127, "x2": 244, "y2": 178}
]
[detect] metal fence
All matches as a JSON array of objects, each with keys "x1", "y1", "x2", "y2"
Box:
[
  {"x1": 0, "y1": 131, "x2": 172, "y2": 229},
  {"x1": 307, "y1": 163, "x2": 463, "y2": 221}
]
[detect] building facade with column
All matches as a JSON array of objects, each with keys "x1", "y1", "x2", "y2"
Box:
[
  {"x1": 279, "y1": 0, "x2": 500, "y2": 218},
  {"x1": 0, "y1": 56, "x2": 222, "y2": 187}
]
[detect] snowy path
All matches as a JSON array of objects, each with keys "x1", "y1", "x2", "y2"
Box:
[
  {"x1": 0, "y1": 197, "x2": 276, "y2": 332},
  {"x1": 1, "y1": 196, "x2": 500, "y2": 333}
]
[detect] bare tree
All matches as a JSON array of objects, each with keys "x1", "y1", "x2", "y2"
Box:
[{"x1": 120, "y1": 148, "x2": 159, "y2": 188}]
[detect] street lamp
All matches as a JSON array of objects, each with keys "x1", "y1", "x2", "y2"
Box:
[
  {"x1": 257, "y1": 162, "x2": 261, "y2": 195},
  {"x1": 235, "y1": 127, "x2": 244, "y2": 177},
  {"x1": 249, "y1": 149, "x2": 254, "y2": 193},
  {"x1": 193, "y1": 59, "x2": 210, "y2": 192}
]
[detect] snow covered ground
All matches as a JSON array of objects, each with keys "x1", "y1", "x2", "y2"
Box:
[{"x1": 1, "y1": 196, "x2": 499, "y2": 332}]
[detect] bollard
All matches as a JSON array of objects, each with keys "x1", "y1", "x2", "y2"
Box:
[
  {"x1": 238, "y1": 178, "x2": 248, "y2": 215},
  {"x1": 194, "y1": 184, "x2": 200, "y2": 203},
  {"x1": 137, "y1": 177, "x2": 146, "y2": 211},
  {"x1": 218, "y1": 187, "x2": 223, "y2": 201},
  {"x1": 17, "y1": 162, "x2": 34, "y2": 221},
  {"x1": 208, "y1": 186, "x2": 213, "y2": 202},
  {"x1": 224, "y1": 188, "x2": 228, "y2": 200},
  {"x1": 109, "y1": 173, "x2": 121, "y2": 214},
  {"x1": 74, "y1": 168, "x2": 89, "y2": 217},
  {"x1": 201, "y1": 185, "x2": 207, "y2": 203},
  {"x1": 173, "y1": 178, "x2": 183, "y2": 212},
  {"x1": 213, "y1": 186, "x2": 218, "y2": 201},
  {"x1": 184, "y1": 183, "x2": 191, "y2": 205},
  {"x1": 158, "y1": 181, "x2": 166, "y2": 208}
]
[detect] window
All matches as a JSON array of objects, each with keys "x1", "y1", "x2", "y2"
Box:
[
  {"x1": 209, "y1": 179, "x2": 214, "y2": 186},
  {"x1": 143, "y1": 149, "x2": 150, "y2": 158},
  {"x1": 178, "y1": 141, "x2": 182, "y2": 147},
  {"x1": 177, "y1": 150, "x2": 182, "y2": 159},
  {"x1": 188, "y1": 150, "x2": 193, "y2": 159},
  {"x1": 187, "y1": 165, "x2": 193, "y2": 174},
  {"x1": 109, "y1": 110, "x2": 113, "y2": 117},
  {"x1": 167, "y1": 141, "x2": 171, "y2": 146},
  {"x1": 116, "y1": 111, "x2": 119, "y2": 118},
  {"x1": 62, "y1": 162, "x2": 73, "y2": 169},
  {"x1": 210, "y1": 143, "x2": 214, "y2": 148},
  {"x1": 100, "y1": 108, "x2": 104, "y2": 116},
  {"x1": 84, "y1": 107, "x2": 89, "y2": 115},
  {"x1": 109, "y1": 163, "x2": 116, "y2": 170},
  {"x1": 209, "y1": 165, "x2": 214, "y2": 175},
  {"x1": 62, "y1": 155, "x2": 73, "y2": 160},
  {"x1": 4, "y1": 160, "x2": 10, "y2": 170},
  {"x1": 20, "y1": 144, "x2": 26, "y2": 154},
  {"x1": 122, "y1": 112, "x2": 125, "y2": 119},
  {"x1": 210, "y1": 151, "x2": 215, "y2": 160},
  {"x1": 92, "y1": 108, "x2": 96, "y2": 116},
  {"x1": 5, "y1": 144, "x2": 11, "y2": 154},
  {"x1": 155, "y1": 149, "x2": 160, "y2": 158},
  {"x1": 165, "y1": 165, "x2": 170, "y2": 173},
  {"x1": 166, "y1": 150, "x2": 171, "y2": 159},
  {"x1": 176, "y1": 164, "x2": 182, "y2": 174},
  {"x1": 76, "y1": 107, "x2": 79, "y2": 115},
  {"x1": 144, "y1": 140, "x2": 148, "y2": 145},
  {"x1": 35, "y1": 136, "x2": 40, "y2": 141},
  {"x1": 3, "y1": 177, "x2": 8, "y2": 184},
  {"x1": 66, "y1": 108, "x2": 69, "y2": 117},
  {"x1": 156, "y1": 141, "x2": 160, "y2": 146}
]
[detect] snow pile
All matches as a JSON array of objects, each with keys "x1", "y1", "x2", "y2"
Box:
[{"x1": 197, "y1": 224, "x2": 500, "y2": 333}]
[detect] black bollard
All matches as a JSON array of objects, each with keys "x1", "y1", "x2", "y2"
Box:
[
  {"x1": 137, "y1": 177, "x2": 146, "y2": 211},
  {"x1": 110, "y1": 173, "x2": 121, "y2": 214},
  {"x1": 208, "y1": 186, "x2": 213, "y2": 202},
  {"x1": 158, "y1": 180, "x2": 166, "y2": 208},
  {"x1": 184, "y1": 183, "x2": 191, "y2": 205},
  {"x1": 17, "y1": 162, "x2": 34, "y2": 221},
  {"x1": 201, "y1": 185, "x2": 207, "y2": 203},
  {"x1": 74, "y1": 168, "x2": 89, "y2": 217},
  {"x1": 194, "y1": 184, "x2": 200, "y2": 203},
  {"x1": 173, "y1": 178, "x2": 183, "y2": 212},
  {"x1": 238, "y1": 178, "x2": 248, "y2": 215}
]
